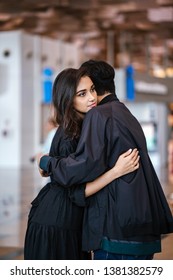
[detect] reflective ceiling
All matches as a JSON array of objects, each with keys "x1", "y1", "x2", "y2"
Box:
[{"x1": 0, "y1": 0, "x2": 173, "y2": 72}]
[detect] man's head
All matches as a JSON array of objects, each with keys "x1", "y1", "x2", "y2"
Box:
[{"x1": 79, "y1": 60, "x2": 116, "y2": 96}]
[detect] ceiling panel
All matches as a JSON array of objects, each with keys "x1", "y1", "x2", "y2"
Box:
[{"x1": 0, "y1": 0, "x2": 173, "y2": 73}]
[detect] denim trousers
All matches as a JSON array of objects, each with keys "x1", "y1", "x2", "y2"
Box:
[{"x1": 93, "y1": 249, "x2": 153, "y2": 260}]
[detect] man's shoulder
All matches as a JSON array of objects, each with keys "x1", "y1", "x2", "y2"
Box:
[
  {"x1": 82, "y1": 106, "x2": 108, "y2": 129},
  {"x1": 85, "y1": 106, "x2": 102, "y2": 119},
  {"x1": 86, "y1": 100, "x2": 121, "y2": 120},
  {"x1": 92, "y1": 100, "x2": 116, "y2": 113}
]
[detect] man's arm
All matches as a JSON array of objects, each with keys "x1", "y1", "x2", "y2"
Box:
[{"x1": 39, "y1": 108, "x2": 119, "y2": 186}]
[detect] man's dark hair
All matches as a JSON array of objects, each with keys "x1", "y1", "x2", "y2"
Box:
[{"x1": 79, "y1": 60, "x2": 116, "y2": 96}]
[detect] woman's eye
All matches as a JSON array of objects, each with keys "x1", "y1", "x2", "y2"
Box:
[{"x1": 78, "y1": 92, "x2": 85, "y2": 97}]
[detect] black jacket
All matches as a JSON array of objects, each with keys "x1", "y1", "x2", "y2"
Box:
[{"x1": 40, "y1": 94, "x2": 173, "y2": 250}]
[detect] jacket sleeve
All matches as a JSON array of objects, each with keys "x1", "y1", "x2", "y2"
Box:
[
  {"x1": 68, "y1": 184, "x2": 86, "y2": 207},
  {"x1": 40, "y1": 109, "x2": 110, "y2": 186}
]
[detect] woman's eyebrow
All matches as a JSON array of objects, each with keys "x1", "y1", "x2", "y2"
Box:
[{"x1": 76, "y1": 89, "x2": 85, "y2": 94}]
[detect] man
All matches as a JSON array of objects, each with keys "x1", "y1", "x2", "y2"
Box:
[{"x1": 39, "y1": 60, "x2": 173, "y2": 260}]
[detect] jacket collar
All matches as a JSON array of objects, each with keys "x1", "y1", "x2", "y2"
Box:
[{"x1": 98, "y1": 93, "x2": 119, "y2": 106}]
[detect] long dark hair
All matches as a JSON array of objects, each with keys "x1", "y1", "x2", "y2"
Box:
[{"x1": 52, "y1": 68, "x2": 83, "y2": 139}]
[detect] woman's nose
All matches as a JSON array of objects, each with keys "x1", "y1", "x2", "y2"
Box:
[{"x1": 88, "y1": 92, "x2": 95, "y2": 100}]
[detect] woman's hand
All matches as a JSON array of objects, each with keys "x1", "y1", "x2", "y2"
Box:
[{"x1": 113, "y1": 148, "x2": 140, "y2": 177}]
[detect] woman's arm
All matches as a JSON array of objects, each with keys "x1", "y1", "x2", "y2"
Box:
[{"x1": 85, "y1": 148, "x2": 139, "y2": 197}]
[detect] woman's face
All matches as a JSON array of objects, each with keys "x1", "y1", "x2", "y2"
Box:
[{"x1": 73, "y1": 76, "x2": 97, "y2": 115}]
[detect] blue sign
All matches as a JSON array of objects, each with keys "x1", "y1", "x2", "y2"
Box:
[
  {"x1": 42, "y1": 68, "x2": 54, "y2": 103},
  {"x1": 126, "y1": 65, "x2": 135, "y2": 101}
]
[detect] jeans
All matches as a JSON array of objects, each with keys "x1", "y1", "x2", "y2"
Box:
[{"x1": 93, "y1": 249, "x2": 153, "y2": 260}]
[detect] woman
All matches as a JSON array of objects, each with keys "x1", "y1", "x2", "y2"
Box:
[{"x1": 24, "y1": 68, "x2": 139, "y2": 260}]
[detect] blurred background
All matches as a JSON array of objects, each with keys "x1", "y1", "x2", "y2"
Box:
[{"x1": 0, "y1": 0, "x2": 173, "y2": 259}]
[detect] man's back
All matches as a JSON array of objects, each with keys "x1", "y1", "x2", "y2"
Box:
[{"x1": 82, "y1": 94, "x2": 173, "y2": 251}]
